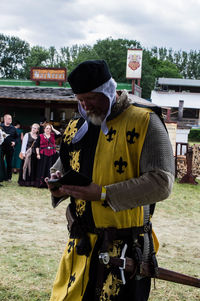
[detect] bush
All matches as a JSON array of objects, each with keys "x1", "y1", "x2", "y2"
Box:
[{"x1": 188, "y1": 129, "x2": 200, "y2": 141}]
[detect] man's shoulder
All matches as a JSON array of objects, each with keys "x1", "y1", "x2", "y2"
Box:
[
  {"x1": 123, "y1": 103, "x2": 153, "y2": 119},
  {"x1": 65, "y1": 117, "x2": 85, "y2": 130},
  {"x1": 5, "y1": 124, "x2": 15, "y2": 130},
  {"x1": 63, "y1": 117, "x2": 85, "y2": 144}
]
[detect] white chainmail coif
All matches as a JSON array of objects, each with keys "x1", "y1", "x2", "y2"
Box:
[{"x1": 72, "y1": 77, "x2": 117, "y2": 144}]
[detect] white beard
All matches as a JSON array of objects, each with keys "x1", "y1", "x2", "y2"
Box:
[{"x1": 87, "y1": 113, "x2": 104, "y2": 126}]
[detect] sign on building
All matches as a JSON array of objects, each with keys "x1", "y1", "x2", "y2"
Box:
[
  {"x1": 126, "y1": 49, "x2": 143, "y2": 79},
  {"x1": 31, "y1": 67, "x2": 67, "y2": 86}
]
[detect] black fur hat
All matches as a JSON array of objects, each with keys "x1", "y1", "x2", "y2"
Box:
[{"x1": 68, "y1": 60, "x2": 111, "y2": 94}]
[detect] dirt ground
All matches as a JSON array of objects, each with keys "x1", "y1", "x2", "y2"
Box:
[{"x1": 0, "y1": 176, "x2": 199, "y2": 300}]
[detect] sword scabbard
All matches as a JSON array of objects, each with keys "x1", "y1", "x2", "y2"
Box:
[
  {"x1": 156, "y1": 267, "x2": 200, "y2": 288},
  {"x1": 138, "y1": 261, "x2": 200, "y2": 288}
]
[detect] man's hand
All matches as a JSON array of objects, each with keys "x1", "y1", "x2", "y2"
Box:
[
  {"x1": 11, "y1": 141, "x2": 15, "y2": 147},
  {"x1": 45, "y1": 171, "x2": 102, "y2": 201},
  {"x1": 45, "y1": 171, "x2": 67, "y2": 198},
  {"x1": 59, "y1": 182, "x2": 101, "y2": 201}
]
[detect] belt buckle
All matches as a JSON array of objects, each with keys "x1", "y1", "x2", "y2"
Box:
[{"x1": 99, "y1": 252, "x2": 110, "y2": 265}]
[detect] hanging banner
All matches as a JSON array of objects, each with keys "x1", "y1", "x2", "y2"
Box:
[{"x1": 126, "y1": 49, "x2": 143, "y2": 79}]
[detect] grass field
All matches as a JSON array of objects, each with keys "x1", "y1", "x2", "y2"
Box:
[{"x1": 0, "y1": 175, "x2": 199, "y2": 301}]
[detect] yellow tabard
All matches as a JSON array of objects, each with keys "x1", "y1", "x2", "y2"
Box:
[
  {"x1": 50, "y1": 105, "x2": 159, "y2": 301},
  {"x1": 91, "y1": 105, "x2": 150, "y2": 229},
  {"x1": 50, "y1": 235, "x2": 97, "y2": 301}
]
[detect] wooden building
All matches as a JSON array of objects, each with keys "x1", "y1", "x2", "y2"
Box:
[
  {"x1": 0, "y1": 79, "x2": 77, "y2": 132},
  {"x1": 0, "y1": 79, "x2": 132, "y2": 132},
  {"x1": 151, "y1": 78, "x2": 200, "y2": 127}
]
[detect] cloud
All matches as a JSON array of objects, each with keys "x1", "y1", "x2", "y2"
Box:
[{"x1": 0, "y1": 0, "x2": 200, "y2": 51}]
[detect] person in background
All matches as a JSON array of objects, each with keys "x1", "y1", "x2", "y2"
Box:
[
  {"x1": 18, "y1": 123, "x2": 39, "y2": 187},
  {"x1": 0, "y1": 127, "x2": 7, "y2": 183},
  {"x1": 12, "y1": 120, "x2": 23, "y2": 174},
  {"x1": 47, "y1": 60, "x2": 174, "y2": 301},
  {"x1": 35, "y1": 123, "x2": 61, "y2": 188},
  {"x1": 1, "y1": 114, "x2": 18, "y2": 181},
  {"x1": 39, "y1": 117, "x2": 47, "y2": 134}
]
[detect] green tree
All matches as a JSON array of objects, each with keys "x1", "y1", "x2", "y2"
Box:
[
  {"x1": 24, "y1": 46, "x2": 50, "y2": 78},
  {"x1": 93, "y1": 37, "x2": 141, "y2": 82},
  {"x1": 0, "y1": 33, "x2": 30, "y2": 78},
  {"x1": 90, "y1": 38, "x2": 182, "y2": 98},
  {"x1": 140, "y1": 49, "x2": 182, "y2": 98},
  {"x1": 173, "y1": 50, "x2": 188, "y2": 78},
  {"x1": 48, "y1": 46, "x2": 60, "y2": 67},
  {"x1": 58, "y1": 44, "x2": 97, "y2": 75},
  {"x1": 1, "y1": 33, "x2": 195, "y2": 98},
  {"x1": 141, "y1": 50, "x2": 156, "y2": 99},
  {"x1": 187, "y1": 50, "x2": 200, "y2": 79},
  {"x1": 69, "y1": 44, "x2": 98, "y2": 72},
  {"x1": 59, "y1": 46, "x2": 71, "y2": 68},
  {"x1": 151, "y1": 58, "x2": 182, "y2": 79}
]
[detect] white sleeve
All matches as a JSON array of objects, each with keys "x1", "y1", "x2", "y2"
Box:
[
  {"x1": 0, "y1": 129, "x2": 4, "y2": 145},
  {"x1": 52, "y1": 127, "x2": 61, "y2": 136},
  {"x1": 21, "y1": 133, "x2": 29, "y2": 155}
]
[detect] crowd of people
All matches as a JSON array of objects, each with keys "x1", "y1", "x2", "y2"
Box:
[{"x1": 0, "y1": 114, "x2": 61, "y2": 188}]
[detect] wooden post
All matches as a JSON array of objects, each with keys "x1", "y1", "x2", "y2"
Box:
[
  {"x1": 178, "y1": 100, "x2": 184, "y2": 121},
  {"x1": 179, "y1": 147, "x2": 198, "y2": 185},
  {"x1": 166, "y1": 108, "x2": 171, "y2": 122},
  {"x1": 198, "y1": 109, "x2": 200, "y2": 126},
  {"x1": 132, "y1": 80, "x2": 135, "y2": 94},
  {"x1": 45, "y1": 101, "x2": 51, "y2": 121}
]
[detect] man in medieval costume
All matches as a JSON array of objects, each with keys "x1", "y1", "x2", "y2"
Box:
[{"x1": 47, "y1": 60, "x2": 175, "y2": 301}]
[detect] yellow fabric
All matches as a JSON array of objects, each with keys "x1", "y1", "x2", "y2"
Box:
[
  {"x1": 63, "y1": 119, "x2": 79, "y2": 144},
  {"x1": 152, "y1": 229, "x2": 159, "y2": 252},
  {"x1": 50, "y1": 105, "x2": 159, "y2": 301},
  {"x1": 92, "y1": 105, "x2": 150, "y2": 229},
  {"x1": 50, "y1": 235, "x2": 98, "y2": 301}
]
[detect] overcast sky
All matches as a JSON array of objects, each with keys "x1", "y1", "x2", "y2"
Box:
[{"x1": 1, "y1": 0, "x2": 200, "y2": 52}]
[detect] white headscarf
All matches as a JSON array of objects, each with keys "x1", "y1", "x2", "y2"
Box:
[{"x1": 72, "y1": 77, "x2": 117, "y2": 144}]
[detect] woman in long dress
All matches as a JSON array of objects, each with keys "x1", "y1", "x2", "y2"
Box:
[
  {"x1": 35, "y1": 123, "x2": 61, "y2": 188},
  {"x1": 18, "y1": 123, "x2": 39, "y2": 186},
  {"x1": 12, "y1": 120, "x2": 23, "y2": 174},
  {"x1": 0, "y1": 128, "x2": 7, "y2": 183}
]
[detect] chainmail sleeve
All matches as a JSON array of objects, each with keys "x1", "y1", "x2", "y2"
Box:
[
  {"x1": 106, "y1": 112, "x2": 175, "y2": 212},
  {"x1": 139, "y1": 113, "x2": 175, "y2": 175}
]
